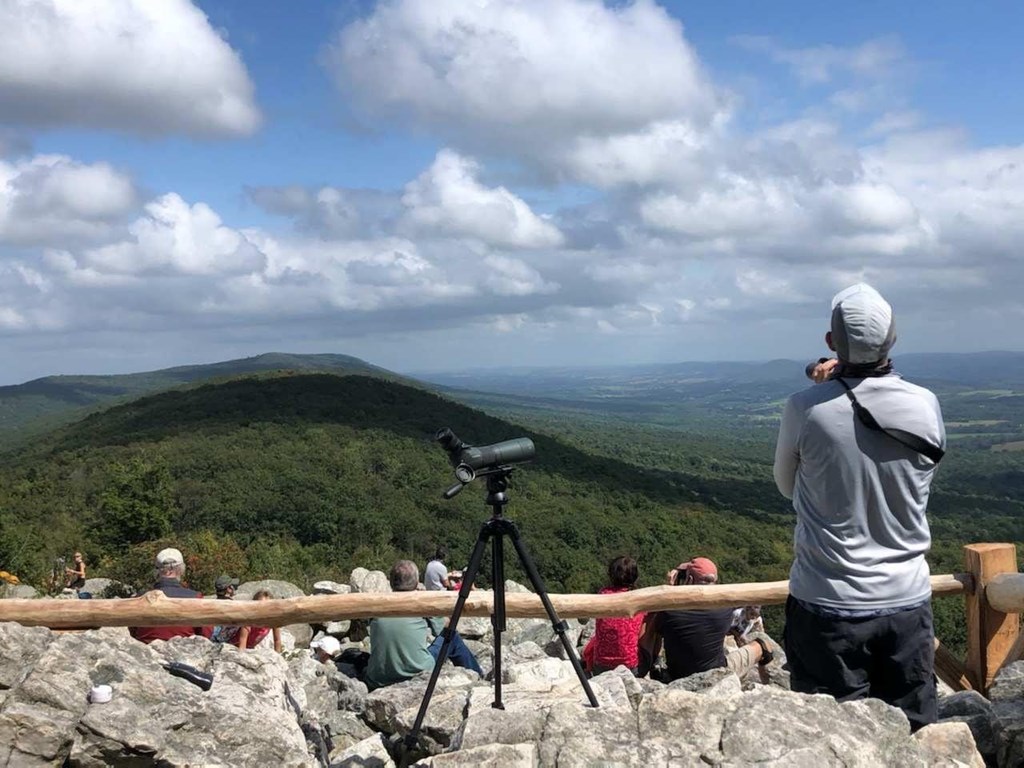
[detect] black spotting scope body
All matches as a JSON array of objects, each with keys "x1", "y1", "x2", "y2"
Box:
[{"x1": 436, "y1": 428, "x2": 536, "y2": 476}]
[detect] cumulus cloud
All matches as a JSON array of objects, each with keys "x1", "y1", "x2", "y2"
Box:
[
  {"x1": 0, "y1": 154, "x2": 136, "y2": 244},
  {"x1": 0, "y1": 0, "x2": 260, "y2": 136},
  {"x1": 401, "y1": 150, "x2": 564, "y2": 248},
  {"x1": 79, "y1": 194, "x2": 265, "y2": 276},
  {"x1": 247, "y1": 185, "x2": 401, "y2": 240},
  {"x1": 325, "y1": 0, "x2": 723, "y2": 185}
]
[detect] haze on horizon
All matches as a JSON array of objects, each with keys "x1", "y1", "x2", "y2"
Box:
[{"x1": 2, "y1": 0, "x2": 1022, "y2": 386}]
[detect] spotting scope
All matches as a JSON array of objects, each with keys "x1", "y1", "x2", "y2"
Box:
[{"x1": 436, "y1": 427, "x2": 535, "y2": 483}]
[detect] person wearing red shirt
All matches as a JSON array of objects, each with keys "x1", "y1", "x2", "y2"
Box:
[
  {"x1": 128, "y1": 547, "x2": 213, "y2": 644},
  {"x1": 585, "y1": 556, "x2": 648, "y2": 676}
]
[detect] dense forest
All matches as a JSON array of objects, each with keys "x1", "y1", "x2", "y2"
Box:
[{"x1": 1, "y1": 369, "x2": 1021, "y2": 654}]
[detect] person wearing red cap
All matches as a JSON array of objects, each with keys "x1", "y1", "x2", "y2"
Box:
[{"x1": 638, "y1": 557, "x2": 771, "y2": 682}]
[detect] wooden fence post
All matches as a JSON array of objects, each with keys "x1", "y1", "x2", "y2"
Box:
[{"x1": 965, "y1": 543, "x2": 1019, "y2": 693}]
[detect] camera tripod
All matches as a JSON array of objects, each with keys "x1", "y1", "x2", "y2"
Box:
[{"x1": 405, "y1": 467, "x2": 598, "y2": 750}]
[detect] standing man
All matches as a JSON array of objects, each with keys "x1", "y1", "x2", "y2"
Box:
[
  {"x1": 774, "y1": 283, "x2": 945, "y2": 731},
  {"x1": 423, "y1": 546, "x2": 452, "y2": 591}
]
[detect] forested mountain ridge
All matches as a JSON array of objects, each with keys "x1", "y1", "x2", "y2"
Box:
[
  {"x1": 0, "y1": 352, "x2": 414, "y2": 447},
  {"x1": 0, "y1": 372, "x2": 796, "y2": 593}
]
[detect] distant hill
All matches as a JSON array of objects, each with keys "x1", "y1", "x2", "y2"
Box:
[
  {"x1": 419, "y1": 351, "x2": 1024, "y2": 436},
  {"x1": 0, "y1": 352, "x2": 413, "y2": 448}
]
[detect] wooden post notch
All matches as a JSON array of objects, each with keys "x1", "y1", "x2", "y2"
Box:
[{"x1": 965, "y1": 543, "x2": 1020, "y2": 693}]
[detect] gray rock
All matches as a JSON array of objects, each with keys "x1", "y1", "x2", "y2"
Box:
[
  {"x1": 992, "y1": 661, "x2": 1024, "y2": 702},
  {"x1": 364, "y1": 668, "x2": 478, "y2": 753},
  {"x1": 325, "y1": 620, "x2": 352, "y2": 636},
  {"x1": 353, "y1": 570, "x2": 391, "y2": 594},
  {"x1": 348, "y1": 567, "x2": 370, "y2": 592},
  {"x1": 80, "y1": 578, "x2": 114, "y2": 595},
  {"x1": 0, "y1": 623, "x2": 311, "y2": 767},
  {"x1": 314, "y1": 581, "x2": 351, "y2": 595},
  {"x1": 939, "y1": 690, "x2": 997, "y2": 761},
  {"x1": 718, "y1": 688, "x2": 923, "y2": 766},
  {"x1": 283, "y1": 623, "x2": 314, "y2": 649},
  {"x1": 237, "y1": 579, "x2": 305, "y2": 599},
  {"x1": 913, "y1": 721, "x2": 985, "y2": 767},
  {"x1": 416, "y1": 742, "x2": 537, "y2": 767},
  {"x1": 939, "y1": 690, "x2": 993, "y2": 720},
  {"x1": 330, "y1": 733, "x2": 396, "y2": 768},
  {"x1": 0, "y1": 584, "x2": 38, "y2": 599},
  {"x1": 667, "y1": 666, "x2": 743, "y2": 698},
  {"x1": 456, "y1": 616, "x2": 492, "y2": 642}
]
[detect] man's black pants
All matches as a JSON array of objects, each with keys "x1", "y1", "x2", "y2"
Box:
[{"x1": 783, "y1": 596, "x2": 936, "y2": 732}]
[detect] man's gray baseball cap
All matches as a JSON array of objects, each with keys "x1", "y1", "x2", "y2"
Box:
[{"x1": 830, "y1": 283, "x2": 897, "y2": 364}]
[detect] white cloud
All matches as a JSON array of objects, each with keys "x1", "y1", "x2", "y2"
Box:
[
  {"x1": 325, "y1": 0, "x2": 723, "y2": 185},
  {"x1": 0, "y1": 154, "x2": 136, "y2": 244},
  {"x1": 732, "y1": 35, "x2": 907, "y2": 85},
  {"x1": 81, "y1": 194, "x2": 265, "y2": 276},
  {"x1": 555, "y1": 119, "x2": 714, "y2": 189},
  {"x1": 0, "y1": 0, "x2": 260, "y2": 136},
  {"x1": 402, "y1": 150, "x2": 564, "y2": 248},
  {"x1": 481, "y1": 254, "x2": 558, "y2": 296}
]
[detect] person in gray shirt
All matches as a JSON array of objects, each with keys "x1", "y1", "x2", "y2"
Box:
[
  {"x1": 424, "y1": 546, "x2": 452, "y2": 591},
  {"x1": 774, "y1": 283, "x2": 945, "y2": 732}
]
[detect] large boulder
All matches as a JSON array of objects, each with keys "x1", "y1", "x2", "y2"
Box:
[
  {"x1": 350, "y1": 570, "x2": 391, "y2": 595},
  {"x1": 237, "y1": 579, "x2": 305, "y2": 599},
  {"x1": 986, "y1": 660, "x2": 1024, "y2": 767},
  {"x1": 0, "y1": 623, "x2": 311, "y2": 767},
  {"x1": 312, "y1": 580, "x2": 351, "y2": 595},
  {"x1": 0, "y1": 584, "x2": 38, "y2": 599}
]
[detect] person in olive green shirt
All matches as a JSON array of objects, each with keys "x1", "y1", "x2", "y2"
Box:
[{"x1": 365, "y1": 560, "x2": 483, "y2": 690}]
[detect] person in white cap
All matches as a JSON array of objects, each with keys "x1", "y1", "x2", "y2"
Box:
[
  {"x1": 311, "y1": 635, "x2": 342, "y2": 664},
  {"x1": 128, "y1": 547, "x2": 213, "y2": 644},
  {"x1": 774, "y1": 283, "x2": 946, "y2": 731}
]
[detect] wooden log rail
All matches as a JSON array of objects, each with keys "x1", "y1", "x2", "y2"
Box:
[{"x1": 0, "y1": 574, "x2": 970, "y2": 630}]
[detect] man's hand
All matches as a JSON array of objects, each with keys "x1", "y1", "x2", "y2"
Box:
[{"x1": 811, "y1": 358, "x2": 838, "y2": 383}]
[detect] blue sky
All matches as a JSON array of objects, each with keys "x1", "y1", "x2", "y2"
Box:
[{"x1": 2, "y1": 0, "x2": 1023, "y2": 383}]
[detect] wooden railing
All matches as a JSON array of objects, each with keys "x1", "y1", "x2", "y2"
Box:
[{"x1": 1, "y1": 543, "x2": 1021, "y2": 696}]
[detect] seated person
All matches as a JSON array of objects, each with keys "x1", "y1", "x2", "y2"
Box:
[
  {"x1": 311, "y1": 635, "x2": 343, "y2": 664},
  {"x1": 639, "y1": 557, "x2": 771, "y2": 682},
  {"x1": 215, "y1": 589, "x2": 283, "y2": 652},
  {"x1": 65, "y1": 552, "x2": 86, "y2": 591},
  {"x1": 585, "y1": 555, "x2": 647, "y2": 676},
  {"x1": 365, "y1": 560, "x2": 483, "y2": 690},
  {"x1": 729, "y1": 605, "x2": 765, "y2": 646},
  {"x1": 129, "y1": 548, "x2": 212, "y2": 643}
]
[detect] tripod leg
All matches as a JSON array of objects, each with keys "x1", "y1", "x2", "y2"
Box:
[
  {"x1": 405, "y1": 527, "x2": 490, "y2": 749},
  {"x1": 507, "y1": 526, "x2": 599, "y2": 708},
  {"x1": 491, "y1": 531, "x2": 506, "y2": 710}
]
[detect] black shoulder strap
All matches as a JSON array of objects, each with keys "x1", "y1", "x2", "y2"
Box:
[{"x1": 835, "y1": 378, "x2": 945, "y2": 463}]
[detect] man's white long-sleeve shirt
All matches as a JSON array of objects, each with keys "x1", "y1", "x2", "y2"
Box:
[{"x1": 773, "y1": 373, "x2": 946, "y2": 610}]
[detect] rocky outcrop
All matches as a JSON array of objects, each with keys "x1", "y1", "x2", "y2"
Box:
[
  {"x1": 0, "y1": 624, "x2": 310, "y2": 766},
  {"x1": 0, "y1": 617, "x2": 994, "y2": 767},
  {"x1": 0, "y1": 569, "x2": 1007, "y2": 767}
]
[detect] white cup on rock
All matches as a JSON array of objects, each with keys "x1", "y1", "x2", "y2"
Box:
[{"x1": 89, "y1": 684, "x2": 112, "y2": 704}]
